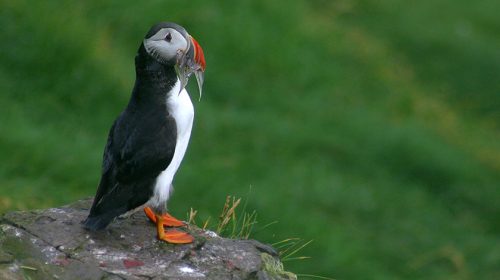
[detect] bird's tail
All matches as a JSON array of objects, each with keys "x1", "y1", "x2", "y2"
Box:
[{"x1": 82, "y1": 212, "x2": 117, "y2": 231}]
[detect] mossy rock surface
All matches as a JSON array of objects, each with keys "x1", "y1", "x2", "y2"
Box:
[{"x1": 0, "y1": 199, "x2": 293, "y2": 279}]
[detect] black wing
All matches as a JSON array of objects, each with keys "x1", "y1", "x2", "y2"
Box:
[{"x1": 83, "y1": 111, "x2": 177, "y2": 230}]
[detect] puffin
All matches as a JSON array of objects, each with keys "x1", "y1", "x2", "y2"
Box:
[{"x1": 83, "y1": 22, "x2": 206, "y2": 244}]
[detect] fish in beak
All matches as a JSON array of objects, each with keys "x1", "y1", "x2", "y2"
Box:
[{"x1": 175, "y1": 35, "x2": 206, "y2": 99}]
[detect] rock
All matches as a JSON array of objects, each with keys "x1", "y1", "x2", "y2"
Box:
[{"x1": 0, "y1": 199, "x2": 296, "y2": 280}]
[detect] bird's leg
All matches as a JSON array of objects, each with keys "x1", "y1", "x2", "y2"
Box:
[
  {"x1": 144, "y1": 206, "x2": 184, "y2": 227},
  {"x1": 155, "y1": 214, "x2": 194, "y2": 244}
]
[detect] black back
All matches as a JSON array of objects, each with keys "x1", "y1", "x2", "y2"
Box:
[{"x1": 83, "y1": 44, "x2": 179, "y2": 230}]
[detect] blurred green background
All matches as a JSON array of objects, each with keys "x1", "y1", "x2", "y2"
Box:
[{"x1": 1, "y1": 0, "x2": 499, "y2": 278}]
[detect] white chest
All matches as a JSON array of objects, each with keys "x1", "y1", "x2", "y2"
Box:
[{"x1": 149, "y1": 80, "x2": 194, "y2": 208}]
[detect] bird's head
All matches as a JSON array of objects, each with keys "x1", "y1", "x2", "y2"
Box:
[{"x1": 143, "y1": 22, "x2": 206, "y2": 97}]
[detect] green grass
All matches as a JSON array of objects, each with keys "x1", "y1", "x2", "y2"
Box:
[{"x1": 1, "y1": 0, "x2": 499, "y2": 278}]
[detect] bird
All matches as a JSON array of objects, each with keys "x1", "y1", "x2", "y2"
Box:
[{"x1": 83, "y1": 22, "x2": 206, "y2": 244}]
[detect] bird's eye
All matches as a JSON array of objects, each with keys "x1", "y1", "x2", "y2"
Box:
[{"x1": 165, "y1": 33, "x2": 172, "y2": 42}]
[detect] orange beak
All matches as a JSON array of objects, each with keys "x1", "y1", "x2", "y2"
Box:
[
  {"x1": 175, "y1": 34, "x2": 206, "y2": 98},
  {"x1": 190, "y1": 36, "x2": 206, "y2": 71}
]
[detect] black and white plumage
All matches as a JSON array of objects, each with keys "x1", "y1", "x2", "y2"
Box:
[{"x1": 83, "y1": 22, "x2": 205, "y2": 231}]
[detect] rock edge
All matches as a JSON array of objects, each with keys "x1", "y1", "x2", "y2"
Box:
[{"x1": 0, "y1": 199, "x2": 296, "y2": 280}]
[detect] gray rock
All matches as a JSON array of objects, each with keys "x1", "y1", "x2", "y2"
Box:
[{"x1": 0, "y1": 199, "x2": 296, "y2": 280}]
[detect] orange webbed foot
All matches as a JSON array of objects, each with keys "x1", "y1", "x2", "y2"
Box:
[
  {"x1": 159, "y1": 229, "x2": 194, "y2": 244},
  {"x1": 144, "y1": 207, "x2": 185, "y2": 227},
  {"x1": 144, "y1": 207, "x2": 194, "y2": 244},
  {"x1": 154, "y1": 212, "x2": 194, "y2": 244}
]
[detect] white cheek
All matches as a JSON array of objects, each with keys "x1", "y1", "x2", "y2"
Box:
[
  {"x1": 143, "y1": 31, "x2": 188, "y2": 62},
  {"x1": 144, "y1": 40, "x2": 177, "y2": 59}
]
